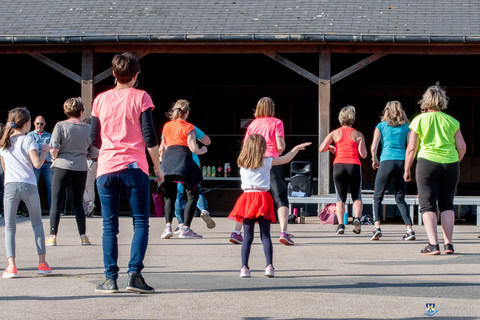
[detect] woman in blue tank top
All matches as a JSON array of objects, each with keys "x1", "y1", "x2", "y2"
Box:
[{"x1": 370, "y1": 101, "x2": 415, "y2": 241}]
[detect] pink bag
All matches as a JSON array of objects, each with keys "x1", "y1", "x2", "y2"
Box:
[
  {"x1": 319, "y1": 204, "x2": 338, "y2": 224},
  {"x1": 151, "y1": 190, "x2": 164, "y2": 217}
]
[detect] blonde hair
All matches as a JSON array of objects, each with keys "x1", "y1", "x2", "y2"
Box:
[
  {"x1": 166, "y1": 99, "x2": 190, "y2": 120},
  {"x1": 0, "y1": 107, "x2": 31, "y2": 150},
  {"x1": 381, "y1": 101, "x2": 409, "y2": 126},
  {"x1": 237, "y1": 134, "x2": 267, "y2": 170},
  {"x1": 254, "y1": 97, "x2": 275, "y2": 118},
  {"x1": 419, "y1": 84, "x2": 449, "y2": 111},
  {"x1": 338, "y1": 105, "x2": 356, "y2": 126},
  {"x1": 63, "y1": 97, "x2": 84, "y2": 118}
]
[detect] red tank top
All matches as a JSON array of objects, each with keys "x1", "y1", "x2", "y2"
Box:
[{"x1": 333, "y1": 127, "x2": 361, "y2": 165}]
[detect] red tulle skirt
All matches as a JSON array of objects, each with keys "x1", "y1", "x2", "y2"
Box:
[{"x1": 228, "y1": 191, "x2": 276, "y2": 223}]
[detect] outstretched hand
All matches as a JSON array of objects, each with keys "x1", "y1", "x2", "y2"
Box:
[{"x1": 294, "y1": 142, "x2": 312, "y2": 151}]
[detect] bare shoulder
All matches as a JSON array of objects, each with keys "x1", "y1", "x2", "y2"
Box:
[
  {"x1": 331, "y1": 128, "x2": 343, "y2": 142},
  {"x1": 351, "y1": 129, "x2": 365, "y2": 141}
]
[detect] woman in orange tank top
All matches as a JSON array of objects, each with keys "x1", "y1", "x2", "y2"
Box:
[{"x1": 319, "y1": 106, "x2": 367, "y2": 235}]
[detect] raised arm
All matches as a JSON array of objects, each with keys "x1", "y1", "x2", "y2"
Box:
[
  {"x1": 187, "y1": 131, "x2": 207, "y2": 155},
  {"x1": 404, "y1": 131, "x2": 419, "y2": 182},
  {"x1": 370, "y1": 127, "x2": 381, "y2": 169},
  {"x1": 272, "y1": 142, "x2": 312, "y2": 166},
  {"x1": 455, "y1": 129, "x2": 467, "y2": 162},
  {"x1": 30, "y1": 144, "x2": 50, "y2": 169}
]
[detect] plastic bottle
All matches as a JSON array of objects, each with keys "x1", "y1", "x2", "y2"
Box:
[
  {"x1": 344, "y1": 211, "x2": 348, "y2": 225},
  {"x1": 211, "y1": 166, "x2": 216, "y2": 178},
  {"x1": 224, "y1": 162, "x2": 228, "y2": 177},
  {"x1": 206, "y1": 166, "x2": 211, "y2": 177},
  {"x1": 293, "y1": 208, "x2": 298, "y2": 224},
  {"x1": 216, "y1": 162, "x2": 223, "y2": 177},
  {"x1": 226, "y1": 163, "x2": 231, "y2": 177},
  {"x1": 300, "y1": 207, "x2": 305, "y2": 224},
  {"x1": 202, "y1": 166, "x2": 207, "y2": 177},
  {"x1": 287, "y1": 183, "x2": 293, "y2": 196}
]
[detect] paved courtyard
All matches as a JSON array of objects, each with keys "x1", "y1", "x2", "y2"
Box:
[{"x1": 1, "y1": 215, "x2": 479, "y2": 320}]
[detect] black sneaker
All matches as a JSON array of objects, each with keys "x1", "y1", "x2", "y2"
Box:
[
  {"x1": 126, "y1": 272, "x2": 155, "y2": 294},
  {"x1": 402, "y1": 231, "x2": 416, "y2": 241},
  {"x1": 95, "y1": 278, "x2": 119, "y2": 293},
  {"x1": 370, "y1": 228, "x2": 382, "y2": 241},
  {"x1": 336, "y1": 224, "x2": 345, "y2": 234},
  {"x1": 444, "y1": 243, "x2": 454, "y2": 254},
  {"x1": 420, "y1": 243, "x2": 440, "y2": 255},
  {"x1": 352, "y1": 218, "x2": 361, "y2": 234}
]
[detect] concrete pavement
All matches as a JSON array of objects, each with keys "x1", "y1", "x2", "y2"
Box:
[{"x1": 1, "y1": 214, "x2": 479, "y2": 320}]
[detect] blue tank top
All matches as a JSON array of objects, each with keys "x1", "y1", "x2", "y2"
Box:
[{"x1": 377, "y1": 122, "x2": 410, "y2": 161}]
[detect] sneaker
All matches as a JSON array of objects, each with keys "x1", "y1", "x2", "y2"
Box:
[
  {"x1": 161, "y1": 226, "x2": 173, "y2": 239},
  {"x1": 45, "y1": 236, "x2": 57, "y2": 246},
  {"x1": 279, "y1": 231, "x2": 294, "y2": 245},
  {"x1": 420, "y1": 243, "x2": 441, "y2": 255},
  {"x1": 240, "y1": 266, "x2": 251, "y2": 278},
  {"x1": 38, "y1": 263, "x2": 52, "y2": 276},
  {"x1": 173, "y1": 224, "x2": 184, "y2": 235},
  {"x1": 336, "y1": 224, "x2": 345, "y2": 234},
  {"x1": 86, "y1": 201, "x2": 96, "y2": 217},
  {"x1": 444, "y1": 243, "x2": 454, "y2": 254},
  {"x1": 126, "y1": 272, "x2": 155, "y2": 293},
  {"x1": 200, "y1": 210, "x2": 216, "y2": 229},
  {"x1": 370, "y1": 228, "x2": 382, "y2": 241},
  {"x1": 264, "y1": 264, "x2": 275, "y2": 277},
  {"x1": 2, "y1": 266, "x2": 18, "y2": 279},
  {"x1": 81, "y1": 236, "x2": 91, "y2": 246},
  {"x1": 402, "y1": 231, "x2": 416, "y2": 241},
  {"x1": 179, "y1": 228, "x2": 203, "y2": 239},
  {"x1": 229, "y1": 232, "x2": 243, "y2": 244},
  {"x1": 95, "y1": 278, "x2": 119, "y2": 293},
  {"x1": 352, "y1": 218, "x2": 361, "y2": 234}
]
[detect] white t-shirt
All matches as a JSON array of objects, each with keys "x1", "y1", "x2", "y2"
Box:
[
  {"x1": 0, "y1": 135, "x2": 38, "y2": 185},
  {"x1": 240, "y1": 157, "x2": 273, "y2": 191}
]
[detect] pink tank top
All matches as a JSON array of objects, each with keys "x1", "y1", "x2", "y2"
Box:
[{"x1": 333, "y1": 127, "x2": 361, "y2": 165}]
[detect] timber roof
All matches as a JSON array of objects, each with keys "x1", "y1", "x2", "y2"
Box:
[{"x1": 1, "y1": 0, "x2": 480, "y2": 44}]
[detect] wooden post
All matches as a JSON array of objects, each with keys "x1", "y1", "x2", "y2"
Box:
[
  {"x1": 81, "y1": 47, "x2": 94, "y2": 120},
  {"x1": 318, "y1": 47, "x2": 331, "y2": 195}
]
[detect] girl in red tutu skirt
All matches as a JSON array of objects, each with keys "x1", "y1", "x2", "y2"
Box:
[{"x1": 229, "y1": 134, "x2": 311, "y2": 278}]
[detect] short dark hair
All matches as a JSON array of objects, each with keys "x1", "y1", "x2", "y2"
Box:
[{"x1": 112, "y1": 53, "x2": 140, "y2": 84}]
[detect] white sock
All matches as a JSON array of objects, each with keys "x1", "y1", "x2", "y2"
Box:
[{"x1": 233, "y1": 230, "x2": 241, "y2": 235}]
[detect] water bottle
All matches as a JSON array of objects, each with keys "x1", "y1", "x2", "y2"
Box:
[
  {"x1": 287, "y1": 183, "x2": 293, "y2": 196},
  {"x1": 300, "y1": 207, "x2": 305, "y2": 224},
  {"x1": 344, "y1": 211, "x2": 348, "y2": 225},
  {"x1": 293, "y1": 208, "x2": 298, "y2": 224}
]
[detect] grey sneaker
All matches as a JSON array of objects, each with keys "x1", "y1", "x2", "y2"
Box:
[
  {"x1": 402, "y1": 231, "x2": 416, "y2": 241},
  {"x1": 200, "y1": 210, "x2": 216, "y2": 229},
  {"x1": 95, "y1": 278, "x2": 119, "y2": 293},
  {"x1": 179, "y1": 228, "x2": 203, "y2": 239},
  {"x1": 353, "y1": 218, "x2": 361, "y2": 234},
  {"x1": 370, "y1": 228, "x2": 382, "y2": 241}
]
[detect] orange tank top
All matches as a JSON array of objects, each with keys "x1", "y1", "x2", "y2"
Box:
[{"x1": 333, "y1": 127, "x2": 361, "y2": 165}]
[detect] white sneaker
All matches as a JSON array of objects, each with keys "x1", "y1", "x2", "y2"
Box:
[
  {"x1": 161, "y1": 226, "x2": 173, "y2": 239},
  {"x1": 200, "y1": 210, "x2": 216, "y2": 229},
  {"x1": 264, "y1": 264, "x2": 275, "y2": 277}
]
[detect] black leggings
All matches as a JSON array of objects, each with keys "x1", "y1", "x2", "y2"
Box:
[
  {"x1": 164, "y1": 175, "x2": 199, "y2": 227},
  {"x1": 49, "y1": 167, "x2": 87, "y2": 236},
  {"x1": 242, "y1": 217, "x2": 273, "y2": 268},
  {"x1": 333, "y1": 163, "x2": 362, "y2": 203},
  {"x1": 373, "y1": 160, "x2": 411, "y2": 225},
  {"x1": 416, "y1": 158, "x2": 459, "y2": 214}
]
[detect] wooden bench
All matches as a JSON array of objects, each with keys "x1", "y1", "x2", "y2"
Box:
[{"x1": 288, "y1": 194, "x2": 480, "y2": 226}]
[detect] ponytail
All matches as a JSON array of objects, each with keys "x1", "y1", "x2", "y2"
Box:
[{"x1": 0, "y1": 107, "x2": 31, "y2": 150}]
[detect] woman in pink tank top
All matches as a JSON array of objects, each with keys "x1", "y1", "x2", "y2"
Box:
[{"x1": 319, "y1": 106, "x2": 367, "y2": 235}]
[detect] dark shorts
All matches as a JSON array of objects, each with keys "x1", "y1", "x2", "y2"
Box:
[
  {"x1": 416, "y1": 158, "x2": 459, "y2": 214},
  {"x1": 333, "y1": 163, "x2": 362, "y2": 203},
  {"x1": 270, "y1": 165, "x2": 289, "y2": 208}
]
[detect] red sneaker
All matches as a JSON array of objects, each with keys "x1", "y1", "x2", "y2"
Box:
[
  {"x1": 3, "y1": 266, "x2": 18, "y2": 279},
  {"x1": 38, "y1": 263, "x2": 52, "y2": 276}
]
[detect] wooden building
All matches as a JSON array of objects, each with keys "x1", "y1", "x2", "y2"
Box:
[{"x1": 1, "y1": 1, "x2": 480, "y2": 211}]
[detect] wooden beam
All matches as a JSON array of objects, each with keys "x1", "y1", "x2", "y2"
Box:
[
  {"x1": 29, "y1": 53, "x2": 81, "y2": 83},
  {"x1": 93, "y1": 52, "x2": 150, "y2": 84},
  {"x1": 318, "y1": 46, "x2": 331, "y2": 195},
  {"x1": 331, "y1": 53, "x2": 386, "y2": 85},
  {"x1": 264, "y1": 51, "x2": 319, "y2": 84},
  {"x1": 81, "y1": 47, "x2": 94, "y2": 120}
]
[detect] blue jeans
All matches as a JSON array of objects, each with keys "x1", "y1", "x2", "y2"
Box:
[
  {"x1": 175, "y1": 184, "x2": 208, "y2": 224},
  {"x1": 34, "y1": 162, "x2": 53, "y2": 208},
  {"x1": 96, "y1": 168, "x2": 150, "y2": 280}
]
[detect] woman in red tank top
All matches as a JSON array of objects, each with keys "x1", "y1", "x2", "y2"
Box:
[{"x1": 319, "y1": 106, "x2": 367, "y2": 235}]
